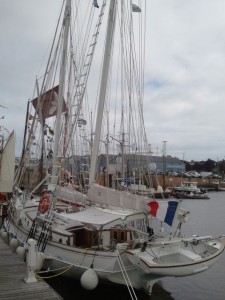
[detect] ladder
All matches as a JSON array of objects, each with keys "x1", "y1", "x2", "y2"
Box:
[
  {"x1": 66, "y1": 1, "x2": 107, "y2": 149},
  {"x1": 36, "y1": 214, "x2": 53, "y2": 252}
]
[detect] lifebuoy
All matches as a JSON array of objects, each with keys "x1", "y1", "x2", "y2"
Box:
[
  {"x1": 0, "y1": 192, "x2": 6, "y2": 202},
  {"x1": 38, "y1": 194, "x2": 51, "y2": 214}
]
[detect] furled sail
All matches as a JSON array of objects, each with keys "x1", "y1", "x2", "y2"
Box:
[{"x1": 0, "y1": 131, "x2": 15, "y2": 192}]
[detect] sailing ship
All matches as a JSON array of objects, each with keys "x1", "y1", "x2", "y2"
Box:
[{"x1": 1, "y1": 0, "x2": 225, "y2": 296}]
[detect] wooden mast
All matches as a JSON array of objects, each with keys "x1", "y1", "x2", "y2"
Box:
[{"x1": 52, "y1": 0, "x2": 71, "y2": 181}]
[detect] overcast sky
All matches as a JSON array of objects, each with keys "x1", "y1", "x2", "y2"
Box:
[{"x1": 1, "y1": 0, "x2": 225, "y2": 162}]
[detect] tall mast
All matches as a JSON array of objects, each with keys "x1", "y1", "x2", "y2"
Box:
[
  {"x1": 89, "y1": 0, "x2": 117, "y2": 186},
  {"x1": 52, "y1": 0, "x2": 71, "y2": 178}
]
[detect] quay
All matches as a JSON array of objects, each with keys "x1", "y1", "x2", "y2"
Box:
[{"x1": 0, "y1": 238, "x2": 62, "y2": 300}]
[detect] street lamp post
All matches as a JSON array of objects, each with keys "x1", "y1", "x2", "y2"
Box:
[
  {"x1": 162, "y1": 141, "x2": 167, "y2": 190},
  {"x1": 0, "y1": 116, "x2": 5, "y2": 151}
]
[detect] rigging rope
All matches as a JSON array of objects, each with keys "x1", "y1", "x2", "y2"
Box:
[{"x1": 116, "y1": 249, "x2": 138, "y2": 300}]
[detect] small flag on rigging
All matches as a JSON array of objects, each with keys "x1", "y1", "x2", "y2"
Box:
[
  {"x1": 132, "y1": 4, "x2": 141, "y2": 13},
  {"x1": 93, "y1": 0, "x2": 99, "y2": 8}
]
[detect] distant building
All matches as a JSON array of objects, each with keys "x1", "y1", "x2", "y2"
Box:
[
  {"x1": 98, "y1": 154, "x2": 185, "y2": 175},
  {"x1": 16, "y1": 154, "x2": 185, "y2": 186},
  {"x1": 66, "y1": 153, "x2": 185, "y2": 175},
  {"x1": 147, "y1": 155, "x2": 185, "y2": 173}
]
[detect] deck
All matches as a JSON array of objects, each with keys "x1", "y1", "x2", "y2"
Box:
[{"x1": 0, "y1": 237, "x2": 62, "y2": 299}]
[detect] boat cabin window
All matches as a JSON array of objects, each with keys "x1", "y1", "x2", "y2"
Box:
[
  {"x1": 110, "y1": 228, "x2": 128, "y2": 243},
  {"x1": 72, "y1": 228, "x2": 98, "y2": 248}
]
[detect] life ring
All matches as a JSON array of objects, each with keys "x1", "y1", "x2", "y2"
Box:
[
  {"x1": 0, "y1": 192, "x2": 6, "y2": 202},
  {"x1": 38, "y1": 194, "x2": 51, "y2": 214}
]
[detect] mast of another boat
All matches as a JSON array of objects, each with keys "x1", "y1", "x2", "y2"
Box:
[
  {"x1": 51, "y1": 0, "x2": 71, "y2": 185},
  {"x1": 89, "y1": 0, "x2": 117, "y2": 186}
]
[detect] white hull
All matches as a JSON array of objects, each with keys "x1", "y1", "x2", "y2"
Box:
[
  {"x1": 3, "y1": 201, "x2": 225, "y2": 295},
  {"x1": 5, "y1": 218, "x2": 145, "y2": 290},
  {"x1": 127, "y1": 239, "x2": 223, "y2": 277},
  {"x1": 217, "y1": 187, "x2": 225, "y2": 191}
]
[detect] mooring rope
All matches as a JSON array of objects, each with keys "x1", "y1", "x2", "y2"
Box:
[{"x1": 115, "y1": 249, "x2": 138, "y2": 300}]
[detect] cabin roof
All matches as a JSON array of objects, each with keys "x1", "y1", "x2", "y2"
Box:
[{"x1": 58, "y1": 206, "x2": 146, "y2": 229}]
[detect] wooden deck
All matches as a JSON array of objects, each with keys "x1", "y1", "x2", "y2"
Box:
[{"x1": 0, "y1": 238, "x2": 62, "y2": 299}]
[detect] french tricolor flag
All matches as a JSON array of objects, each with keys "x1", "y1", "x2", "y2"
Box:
[{"x1": 146, "y1": 200, "x2": 179, "y2": 226}]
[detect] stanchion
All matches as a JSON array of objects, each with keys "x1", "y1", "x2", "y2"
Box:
[{"x1": 24, "y1": 239, "x2": 38, "y2": 283}]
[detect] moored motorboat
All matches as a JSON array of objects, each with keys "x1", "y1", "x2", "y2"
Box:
[{"x1": 172, "y1": 181, "x2": 210, "y2": 199}]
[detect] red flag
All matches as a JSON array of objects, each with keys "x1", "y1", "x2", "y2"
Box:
[
  {"x1": 147, "y1": 201, "x2": 159, "y2": 217},
  {"x1": 32, "y1": 85, "x2": 67, "y2": 120}
]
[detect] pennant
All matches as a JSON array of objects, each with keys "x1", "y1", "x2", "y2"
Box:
[
  {"x1": 48, "y1": 128, "x2": 54, "y2": 136},
  {"x1": 0, "y1": 104, "x2": 7, "y2": 108},
  {"x1": 78, "y1": 118, "x2": 87, "y2": 126},
  {"x1": 93, "y1": 0, "x2": 99, "y2": 8},
  {"x1": 132, "y1": 4, "x2": 141, "y2": 13}
]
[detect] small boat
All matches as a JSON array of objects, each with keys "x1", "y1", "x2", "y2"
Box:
[
  {"x1": 128, "y1": 184, "x2": 171, "y2": 198},
  {"x1": 175, "y1": 191, "x2": 210, "y2": 199},
  {"x1": 172, "y1": 181, "x2": 210, "y2": 199},
  {"x1": 217, "y1": 181, "x2": 225, "y2": 191}
]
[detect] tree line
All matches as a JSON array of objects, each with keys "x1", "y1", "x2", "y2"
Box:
[{"x1": 185, "y1": 159, "x2": 225, "y2": 174}]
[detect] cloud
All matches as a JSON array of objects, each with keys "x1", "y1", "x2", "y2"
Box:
[
  {"x1": 142, "y1": 0, "x2": 225, "y2": 161},
  {"x1": 1, "y1": 0, "x2": 225, "y2": 162}
]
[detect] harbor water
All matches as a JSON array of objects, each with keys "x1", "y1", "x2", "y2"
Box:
[{"x1": 45, "y1": 191, "x2": 225, "y2": 300}]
